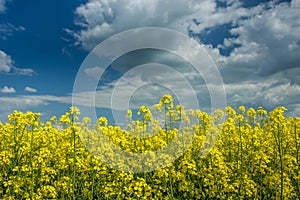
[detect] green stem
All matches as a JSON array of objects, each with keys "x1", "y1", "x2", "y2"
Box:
[
  {"x1": 30, "y1": 125, "x2": 34, "y2": 200},
  {"x1": 278, "y1": 122, "x2": 284, "y2": 200},
  {"x1": 72, "y1": 116, "x2": 76, "y2": 200},
  {"x1": 294, "y1": 122, "x2": 300, "y2": 195},
  {"x1": 237, "y1": 121, "x2": 243, "y2": 196},
  {"x1": 168, "y1": 167, "x2": 174, "y2": 198},
  {"x1": 164, "y1": 104, "x2": 168, "y2": 143},
  {"x1": 90, "y1": 169, "x2": 96, "y2": 200}
]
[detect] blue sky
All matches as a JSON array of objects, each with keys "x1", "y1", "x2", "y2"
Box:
[{"x1": 0, "y1": 0, "x2": 300, "y2": 124}]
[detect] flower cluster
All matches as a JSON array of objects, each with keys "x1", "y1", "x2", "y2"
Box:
[{"x1": 0, "y1": 94, "x2": 299, "y2": 199}]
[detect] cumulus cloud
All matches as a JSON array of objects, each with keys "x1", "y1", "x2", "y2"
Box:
[
  {"x1": 71, "y1": 0, "x2": 271, "y2": 50},
  {"x1": 224, "y1": 69, "x2": 300, "y2": 113},
  {"x1": 24, "y1": 86, "x2": 37, "y2": 93},
  {"x1": 76, "y1": 66, "x2": 196, "y2": 110},
  {"x1": 0, "y1": 50, "x2": 35, "y2": 76},
  {"x1": 67, "y1": 0, "x2": 300, "y2": 117},
  {"x1": 0, "y1": 49, "x2": 11, "y2": 72},
  {"x1": 191, "y1": 0, "x2": 300, "y2": 116},
  {"x1": 84, "y1": 66, "x2": 105, "y2": 80},
  {"x1": 72, "y1": 0, "x2": 300, "y2": 77},
  {"x1": 1, "y1": 86, "x2": 16, "y2": 93},
  {"x1": 72, "y1": 0, "x2": 300, "y2": 80},
  {"x1": 75, "y1": 67, "x2": 300, "y2": 117},
  {"x1": 291, "y1": 0, "x2": 300, "y2": 7},
  {"x1": 72, "y1": 0, "x2": 221, "y2": 49},
  {"x1": 218, "y1": 0, "x2": 300, "y2": 77}
]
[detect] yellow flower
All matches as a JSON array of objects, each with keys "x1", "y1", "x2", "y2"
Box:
[
  {"x1": 126, "y1": 109, "x2": 132, "y2": 119},
  {"x1": 98, "y1": 117, "x2": 108, "y2": 126},
  {"x1": 159, "y1": 94, "x2": 174, "y2": 109}
]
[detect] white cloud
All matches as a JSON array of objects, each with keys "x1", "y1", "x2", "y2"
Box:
[
  {"x1": 84, "y1": 66, "x2": 105, "y2": 80},
  {"x1": 1, "y1": 86, "x2": 16, "y2": 93},
  {"x1": 0, "y1": 23, "x2": 26, "y2": 40},
  {"x1": 71, "y1": 0, "x2": 300, "y2": 85},
  {"x1": 0, "y1": 95, "x2": 71, "y2": 109},
  {"x1": 224, "y1": 68, "x2": 300, "y2": 113},
  {"x1": 291, "y1": 0, "x2": 300, "y2": 7},
  {"x1": 0, "y1": 49, "x2": 11, "y2": 72},
  {"x1": 0, "y1": 0, "x2": 7, "y2": 13},
  {"x1": 74, "y1": 62, "x2": 208, "y2": 111},
  {"x1": 72, "y1": 0, "x2": 300, "y2": 80},
  {"x1": 189, "y1": 1, "x2": 263, "y2": 33},
  {"x1": 218, "y1": 0, "x2": 300, "y2": 77},
  {"x1": 71, "y1": 0, "x2": 272, "y2": 50},
  {"x1": 72, "y1": 0, "x2": 300, "y2": 81},
  {"x1": 0, "y1": 50, "x2": 35, "y2": 76},
  {"x1": 70, "y1": 0, "x2": 300, "y2": 117},
  {"x1": 1, "y1": 71, "x2": 299, "y2": 123},
  {"x1": 14, "y1": 68, "x2": 35, "y2": 75},
  {"x1": 72, "y1": 0, "x2": 219, "y2": 49},
  {"x1": 24, "y1": 86, "x2": 37, "y2": 93},
  {"x1": 0, "y1": 95, "x2": 72, "y2": 122},
  {"x1": 73, "y1": 67, "x2": 300, "y2": 117}
]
